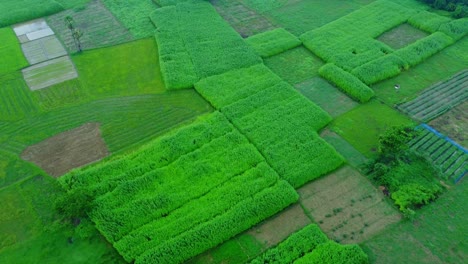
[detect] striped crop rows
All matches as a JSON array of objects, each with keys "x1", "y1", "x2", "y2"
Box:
[
  {"x1": 60, "y1": 112, "x2": 298, "y2": 264},
  {"x1": 398, "y1": 70, "x2": 468, "y2": 122},
  {"x1": 409, "y1": 125, "x2": 467, "y2": 182}
]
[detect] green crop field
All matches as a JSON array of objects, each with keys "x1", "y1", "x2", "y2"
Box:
[{"x1": 1, "y1": 0, "x2": 467, "y2": 263}]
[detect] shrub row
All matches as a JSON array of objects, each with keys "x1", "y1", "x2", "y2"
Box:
[
  {"x1": 408, "y1": 11, "x2": 452, "y2": 33},
  {"x1": 115, "y1": 162, "x2": 279, "y2": 261},
  {"x1": 246, "y1": 28, "x2": 302, "y2": 57},
  {"x1": 439, "y1": 17, "x2": 468, "y2": 40},
  {"x1": 196, "y1": 65, "x2": 344, "y2": 188},
  {"x1": 250, "y1": 224, "x2": 328, "y2": 264},
  {"x1": 394, "y1": 32, "x2": 454, "y2": 67},
  {"x1": 319, "y1": 64, "x2": 374, "y2": 102},
  {"x1": 351, "y1": 55, "x2": 408, "y2": 85},
  {"x1": 135, "y1": 180, "x2": 298, "y2": 264},
  {"x1": 92, "y1": 131, "x2": 265, "y2": 242},
  {"x1": 151, "y1": 1, "x2": 261, "y2": 88},
  {"x1": 295, "y1": 241, "x2": 369, "y2": 264}
]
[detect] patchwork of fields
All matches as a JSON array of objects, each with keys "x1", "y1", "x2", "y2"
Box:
[{"x1": 0, "y1": 0, "x2": 467, "y2": 263}]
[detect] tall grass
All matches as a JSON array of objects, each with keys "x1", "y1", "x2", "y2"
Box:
[{"x1": 246, "y1": 28, "x2": 301, "y2": 57}]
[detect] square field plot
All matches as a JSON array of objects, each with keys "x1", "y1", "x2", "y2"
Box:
[
  {"x1": 21, "y1": 35, "x2": 67, "y2": 65},
  {"x1": 264, "y1": 46, "x2": 323, "y2": 84},
  {"x1": 331, "y1": 100, "x2": 414, "y2": 157},
  {"x1": 13, "y1": 19, "x2": 54, "y2": 43},
  {"x1": 21, "y1": 123, "x2": 109, "y2": 177},
  {"x1": 298, "y1": 166, "x2": 401, "y2": 243},
  {"x1": 377, "y1": 23, "x2": 429, "y2": 50},
  {"x1": 295, "y1": 77, "x2": 359, "y2": 118},
  {"x1": 22, "y1": 56, "x2": 78, "y2": 90}
]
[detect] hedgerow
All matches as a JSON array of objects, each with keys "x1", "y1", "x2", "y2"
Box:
[
  {"x1": 408, "y1": 11, "x2": 452, "y2": 33},
  {"x1": 351, "y1": 55, "x2": 408, "y2": 85},
  {"x1": 196, "y1": 65, "x2": 344, "y2": 188},
  {"x1": 135, "y1": 180, "x2": 298, "y2": 264},
  {"x1": 439, "y1": 17, "x2": 468, "y2": 40},
  {"x1": 319, "y1": 64, "x2": 374, "y2": 102},
  {"x1": 151, "y1": 1, "x2": 261, "y2": 88},
  {"x1": 394, "y1": 32, "x2": 454, "y2": 67},
  {"x1": 250, "y1": 224, "x2": 328, "y2": 264},
  {"x1": 295, "y1": 241, "x2": 369, "y2": 264},
  {"x1": 246, "y1": 28, "x2": 302, "y2": 57}
]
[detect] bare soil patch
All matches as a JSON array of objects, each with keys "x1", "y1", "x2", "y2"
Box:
[
  {"x1": 247, "y1": 203, "x2": 311, "y2": 248},
  {"x1": 21, "y1": 123, "x2": 109, "y2": 177},
  {"x1": 298, "y1": 166, "x2": 401, "y2": 243},
  {"x1": 429, "y1": 100, "x2": 467, "y2": 148},
  {"x1": 377, "y1": 23, "x2": 429, "y2": 50}
]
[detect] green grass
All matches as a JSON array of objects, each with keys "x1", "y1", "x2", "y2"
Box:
[
  {"x1": 321, "y1": 130, "x2": 368, "y2": 168},
  {"x1": 331, "y1": 100, "x2": 414, "y2": 157},
  {"x1": 377, "y1": 23, "x2": 429, "y2": 49},
  {"x1": 294, "y1": 77, "x2": 359, "y2": 117},
  {"x1": 0, "y1": 72, "x2": 39, "y2": 121},
  {"x1": 266, "y1": 0, "x2": 369, "y2": 36},
  {"x1": 0, "y1": 27, "x2": 28, "y2": 76},
  {"x1": 102, "y1": 0, "x2": 158, "y2": 38},
  {"x1": 0, "y1": 0, "x2": 63, "y2": 27},
  {"x1": 71, "y1": 38, "x2": 165, "y2": 101},
  {"x1": 362, "y1": 181, "x2": 467, "y2": 263},
  {"x1": 246, "y1": 28, "x2": 301, "y2": 58},
  {"x1": 55, "y1": 0, "x2": 91, "y2": 9},
  {"x1": 371, "y1": 37, "x2": 468, "y2": 105},
  {"x1": 264, "y1": 46, "x2": 324, "y2": 85}
]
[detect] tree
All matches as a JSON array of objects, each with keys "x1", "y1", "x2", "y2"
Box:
[
  {"x1": 55, "y1": 188, "x2": 93, "y2": 219},
  {"x1": 65, "y1": 16, "x2": 84, "y2": 52},
  {"x1": 378, "y1": 126, "x2": 419, "y2": 158}
]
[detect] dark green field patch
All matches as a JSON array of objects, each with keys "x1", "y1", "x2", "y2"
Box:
[
  {"x1": 321, "y1": 130, "x2": 368, "y2": 168},
  {"x1": 331, "y1": 100, "x2": 414, "y2": 157},
  {"x1": 264, "y1": 46, "x2": 323, "y2": 85},
  {"x1": 47, "y1": 0, "x2": 134, "y2": 53},
  {"x1": 377, "y1": 23, "x2": 429, "y2": 50},
  {"x1": 295, "y1": 77, "x2": 359, "y2": 117}
]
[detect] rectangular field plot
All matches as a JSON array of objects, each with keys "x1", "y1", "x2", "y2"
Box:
[
  {"x1": 0, "y1": 73, "x2": 38, "y2": 121},
  {"x1": 210, "y1": 0, "x2": 276, "y2": 38},
  {"x1": 60, "y1": 112, "x2": 298, "y2": 264},
  {"x1": 295, "y1": 77, "x2": 359, "y2": 117},
  {"x1": 377, "y1": 23, "x2": 429, "y2": 50},
  {"x1": 21, "y1": 35, "x2": 67, "y2": 65},
  {"x1": 409, "y1": 124, "x2": 467, "y2": 183},
  {"x1": 22, "y1": 56, "x2": 78, "y2": 90},
  {"x1": 298, "y1": 166, "x2": 401, "y2": 243},
  {"x1": 398, "y1": 70, "x2": 468, "y2": 122},
  {"x1": 429, "y1": 101, "x2": 467, "y2": 148},
  {"x1": 47, "y1": 0, "x2": 134, "y2": 52}
]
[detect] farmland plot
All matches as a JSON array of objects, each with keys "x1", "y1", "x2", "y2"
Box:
[
  {"x1": 0, "y1": 27, "x2": 28, "y2": 76},
  {"x1": 377, "y1": 23, "x2": 429, "y2": 50},
  {"x1": 298, "y1": 166, "x2": 401, "y2": 243},
  {"x1": 47, "y1": 0, "x2": 134, "y2": 53},
  {"x1": 210, "y1": 0, "x2": 276, "y2": 38},
  {"x1": 60, "y1": 112, "x2": 298, "y2": 264},
  {"x1": 22, "y1": 56, "x2": 78, "y2": 90},
  {"x1": 409, "y1": 124, "x2": 467, "y2": 183},
  {"x1": 429, "y1": 101, "x2": 467, "y2": 148},
  {"x1": 0, "y1": 73, "x2": 38, "y2": 121},
  {"x1": 398, "y1": 70, "x2": 468, "y2": 122}
]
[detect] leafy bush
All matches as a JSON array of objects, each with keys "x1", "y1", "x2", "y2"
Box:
[
  {"x1": 351, "y1": 55, "x2": 408, "y2": 85},
  {"x1": 319, "y1": 64, "x2": 374, "y2": 102},
  {"x1": 246, "y1": 28, "x2": 301, "y2": 57},
  {"x1": 250, "y1": 224, "x2": 328, "y2": 264},
  {"x1": 408, "y1": 11, "x2": 452, "y2": 33},
  {"x1": 394, "y1": 32, "x2": 454, "y2": 66},
  {"x1": 295, "y1": 241, "x2": 369, "y2": 264}
]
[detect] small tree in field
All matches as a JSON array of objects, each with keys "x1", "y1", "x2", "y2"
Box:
[{"x1": 65, "y1": 16, "x2": 83, "y2": 52}]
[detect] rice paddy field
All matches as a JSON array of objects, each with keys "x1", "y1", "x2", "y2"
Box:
[{"x1": 0, "y1": 0, "x2": 467, "y2": 263}]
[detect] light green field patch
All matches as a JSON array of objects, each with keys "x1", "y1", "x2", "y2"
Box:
[
  {"x1": 295, "y1": 77, "x2": 359, "y2": 117},
  {"x1": 72, "y1": 38, "x2": 165, "y2": 99},
  {"x1": 22, "y1": 56, "x2": 78, "y2": 90},
  {"x1": 47, "y1": 0, "x2": 134, "y2": 53},
  {"x1": 264, "y1": 46, "x2": 324, "y2": 84},
  {"x1": 0, "y1": 73, "x2": 38, "y2": 121},
  {"x1": 321, "y1": 129, "x2": 368, "y2": 168},
  {"x1": 372, "y1": 37, "x2": 468, "y2": 105},
  {"x1": 331, "y1": 100, "x2": 414, "y2": 157},
  {"x1": 377, "y1": 23, "x2": 429, "y2": 50},
  {"x1": 0, "y1": 27, "x2": 28, "y2": 76},
  {"x1": 21, "y1": 35, "x2": 67, "y2": 65}
]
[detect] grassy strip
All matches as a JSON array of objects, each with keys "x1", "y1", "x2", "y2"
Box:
[
  {"x1": 408, "y1": 11, "x2": 452, "y2": 33},
  {"x1": 250, "y1": 224, "x2": 328, "y2": 264},
  {"x1": 135, "y1": 180, "x2": 298, "y2": 264},
  {"x1": 0, "y1": 27, "x2": 28, "y2": 76},
  {"x1": 319, "y1": 64, "x2": 374, "y2": 102},
  {"x1": 295, "y1": 241, "x2": 368, "y2": 264},
  {"x1": 394, "y1": 32, "x2": 454, "y2": 67},
  {"x1": 246, "y1": 28, "x2": 301, "y2": 57}
]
